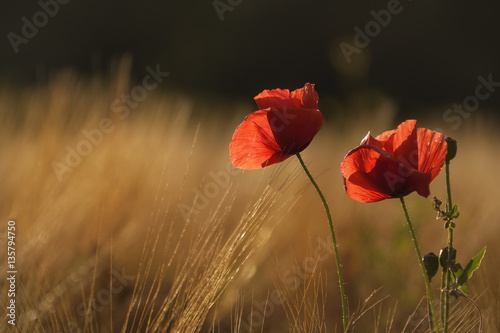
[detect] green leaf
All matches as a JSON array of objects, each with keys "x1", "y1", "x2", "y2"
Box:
[
  {"x1": 456, "y1": 263, "x2": 469, "y2": 293},
  {"x1": 464, "y1": 246, "x2": 487, "y2": 281},
  {"x1": 449, "y1": 204, "x2": 460, "y2": 219},
  {"x1": 452, "y1": 247, "x2": 487, "y2": 296},
  {"x1": 451, "y1": 263, "x2": 469, "y2": 295},
  {"x1": 458, "y1": 281, "x2": 469, "y2": 295},
  {"x1": 451, "y1": 263, "x2": 463, "y2": 281}
]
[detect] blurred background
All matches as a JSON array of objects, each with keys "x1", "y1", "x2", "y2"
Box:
[
  {"x1": 2, "y1": 1, "x2": 500, "y2": 332},
  {"x1": 2, "y1": 0, "x2": 500, "y2": 115}
]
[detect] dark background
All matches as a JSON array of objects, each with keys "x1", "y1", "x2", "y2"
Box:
[{"x1": 2, "y1": 0, "x2": 500, "y2": 114}]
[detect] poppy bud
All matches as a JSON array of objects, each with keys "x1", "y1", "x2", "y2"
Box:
[
  {"x1": 423, "y1": 252, "x2": 439, "y2": 280},
  {"x1": 445, "y1": 137, "x2": 457, "y2": 162},
  {"x1": 439, "y1": 247, "x2": 457, "y2": 270}
]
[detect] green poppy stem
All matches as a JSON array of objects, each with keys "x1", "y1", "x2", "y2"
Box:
[
  {"x1": 442, "y1": 160, "x2": 454, "y2": 333},
  {"x1": 440, "y1": 268, "x2": 447, "y2": 328},
  {"x1": 295, "y1": 152, "x2": 348, "y2": 332},
  {"x1": 399, "y1": 196, "x2": 441, "y2": 333}
]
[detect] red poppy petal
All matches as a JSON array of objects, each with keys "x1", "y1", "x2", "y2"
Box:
[
  {"x1": 381, "y1": 120, "x2": 419, "y2": 169},
  {"x1": 377, "y1": 120, "x2": 416, "y2": 152},
  {"x1": 417, "y1": 128, "x2": 447, "y2": 181},
  {"x1": 375, "y1": 128, "x2": 397, "y2": 144},
  {"x1": 230, "y1": 110, "x2": 284, "y2": 169},
  {"x1": 341, "y1": 145, "x2": 432, "y2": 202},
  {"x1": 267, "y1": 106, "x2": 323, "y2": 154},
  {"x1": 360, "y1": 132, "x2": 384, "y2": 148},
  {"x1": 254, "y1": 88, "x2": 294, "y2": 110},
  {"x1": 411, "y1": 172, "x2": 432, "y2": 198},
  {"x1": 341, "y1": 146, "x2": 397, "y2": 202},
  {"x1": 261, "y1": 151, "x2": 296, "y2": 168},
  {"x1": 232, "y1": 83, "x2": 323, "y2": 170},
  {"x1": 290, "y1": 83, "x2": 319, "y2": 109}
]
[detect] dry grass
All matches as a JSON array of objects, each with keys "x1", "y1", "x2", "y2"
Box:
[{"x1": 1, "y1": 62, "x2": 499, "y2": 332}]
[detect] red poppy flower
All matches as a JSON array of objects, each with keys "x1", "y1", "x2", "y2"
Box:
[
  {"x1": 340, "y1": 120, "x2": 447, "y2": 203},
  {"x1": 230, "y1": 83, "x2": 323, "y2": 169}
]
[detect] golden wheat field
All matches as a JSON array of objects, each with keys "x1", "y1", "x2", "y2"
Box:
[{"x1": 1, "y1": 62, "x2": 500, "y2": 332}]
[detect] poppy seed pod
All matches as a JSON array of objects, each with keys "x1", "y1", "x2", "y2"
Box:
[
  {"x1": 439, "y1": 247, "x2": 457, "y2": 270},
  {"x1": 423, "y1": 252, "x2": 439, "y2": 280},
  {"x1": 445, "y1": 137, "x2": 457, "y2": 162}
]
